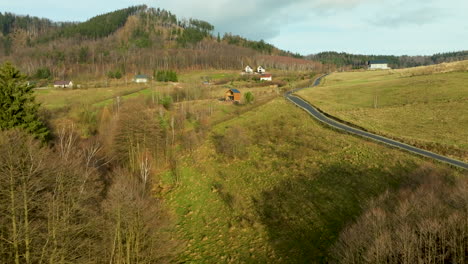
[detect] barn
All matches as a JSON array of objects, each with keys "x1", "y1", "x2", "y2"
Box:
[
  {"x1": 368, "y1": 60, "x2": 389, "y2": 70},
  {"x1": 225, "y1": 89, "x2": 241, "y2": 102}
]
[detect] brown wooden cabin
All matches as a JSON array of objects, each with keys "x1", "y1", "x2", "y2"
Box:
[{"x1": 225, "y1": 89, "x2": 241, "y2": 102}]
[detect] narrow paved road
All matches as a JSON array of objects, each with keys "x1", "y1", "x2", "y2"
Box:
[{"x1": 285, "y1": 75, "x2": 468, "y2": 170}]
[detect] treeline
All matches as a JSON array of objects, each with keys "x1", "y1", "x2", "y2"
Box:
[
  {"x1": 307, "y1": 51, "x2": 468, "y2": 69},
  {"x1": 0, "y1": 12, "x2": 56, "y2": 36},
  {"x1": 0, "y1": 12, "x2": 57, "y2": 54},
  {"x1": 0, "y1": 5, "x2": 323, "y2": 79},
  {"x1": 7, "y1": 37, "x2": 323, "y2": 81},
  {"x1": 58, "y1": 5, "x2": 146, "y2": 39},
  {"x1": 177, "y1": 19, "x2": 214, "y2": 47},
  {"x1": 0, "y1": 5, "x2": 179, "y2": 47},
  {"x1": 222, "y1": 33, "x2": 276, "y2": 55}
]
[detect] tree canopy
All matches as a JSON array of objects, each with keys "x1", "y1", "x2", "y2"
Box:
[
  {"x1": 154, "y1": 70, "x2": 178, "y2": 82},
  {"x1": 0, "y1": 62, "x2": 49, "y2": 141},
  {"x1": 307, "y1": 51, "x2": 468, "y2": 69},
  {"x1": 60, "y1": 5, "x2": 146, "y2": 39}
]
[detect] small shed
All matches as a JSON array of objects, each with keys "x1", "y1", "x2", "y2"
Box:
[
  {"x1": 54, "y1": 80, "x2": 73, "y2": 88},
  {"x1": 260, "y1": 74, "x2": 272, "y2": 81},
  {"x1": 225, "y1": 89, "x2": 241, "y2": 102},
  {"x1": 134, "y1": 74, "x2": 149, "y2": 83}
]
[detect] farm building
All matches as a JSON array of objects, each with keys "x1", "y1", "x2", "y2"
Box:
[
  {"x1": 260, "y1": 74, "x2": 272, "y2": 81},
  {"x1": 134, "y1": 74, "x2": 149, "y2": 83},
  {"x1": 225, "y1": 89, "x2": 241, "y2": 102},
  {"x1": 54, "y1": 80, "x2": 73, "y2": 88},
  {"x1": 244, "y1": 65, "x2": 254, "y2": 73},
  {"x1": 257, "y1": 66, "x2": 266, "y2": 74},
  {"x1": 368, "y1": 60, "x2": 389, "y2": 70}
]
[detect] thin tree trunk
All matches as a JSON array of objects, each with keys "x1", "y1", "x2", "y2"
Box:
[
  {"x1": 22, "y1": 179, "x2": 31, "y2": 264},
  {"x1": 9, "y1": 169, "x2": 20, "y2": 264}
]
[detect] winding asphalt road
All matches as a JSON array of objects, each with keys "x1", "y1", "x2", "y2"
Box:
[{"x1": 285, "y1": 75, "x2": 468, "y2": 170}]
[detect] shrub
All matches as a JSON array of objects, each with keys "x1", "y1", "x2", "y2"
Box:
[
  {"x1": 154, "y1": 70, "x2": 178, "y2": 82},
  {"x1": 107, "y1": 70, "x2": 122, "y2": 79},
  {"x1": 34, "y1": 67, "x2": 52, "y2": 79},
  {"x1": 159, "y1": 95, "x2": 173, "y2": 110},
  {"x1": 0, "y1": 62, "x2": 50, "y2": 141},
  {"x1": 244, "y1": 92, "x2": 254, "y2": 104}
]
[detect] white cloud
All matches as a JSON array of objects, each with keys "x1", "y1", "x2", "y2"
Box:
[{"x1": 150, "y1": 0, "x2": 376, "y2": 40}]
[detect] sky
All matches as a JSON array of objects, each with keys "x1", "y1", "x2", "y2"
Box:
[{"x1": 1, "y1": 0, "x2": 467, "y2": 56}]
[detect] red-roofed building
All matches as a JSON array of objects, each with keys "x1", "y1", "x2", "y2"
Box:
[{"x1": 260, "y1": 74, "x2": 272, "y2": 81}]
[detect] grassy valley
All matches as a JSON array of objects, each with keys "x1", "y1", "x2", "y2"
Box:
[
  {"x1": 1, "y1": 57, "x2": 467, "y2": 263},
  {"x1": 165, "y1": 98, "x2": 466, "y2": 263}
]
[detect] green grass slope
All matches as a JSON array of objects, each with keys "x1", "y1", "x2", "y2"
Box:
[
  {"x1": 162, "y1": 98, "x2": 454, "y2": 263},
  {"x1": 297, "y1": 61, "x2": 468, "y2": 161}
]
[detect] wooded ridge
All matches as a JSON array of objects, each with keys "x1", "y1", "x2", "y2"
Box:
[{"x1": 0, "y1": 5, "x2": 319, "y2": 81}]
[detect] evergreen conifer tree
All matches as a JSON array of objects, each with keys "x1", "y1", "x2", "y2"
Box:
[{"x1": 0, "y1": 62, "x2": 49, "y2": 141}]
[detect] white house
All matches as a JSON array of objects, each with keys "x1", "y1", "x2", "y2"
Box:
[
  {"x1": 244, "y1": 65, "x2": 254, "y2": 74},
  {"x1": 260, "y1": 74, "x2": 272, "y2": 81},
  {"x1": 368, "y1": 60, "x2": 389, "y2": 70},
  {"x1": 257, "y1": 66, "x2": 266, "y2": 74},
  {"x1": 54, "y1": 80, "x2": 73, "y2": 88},
  {"x1": 134, "y1": 74, "x2": 149, "y2": 83}
]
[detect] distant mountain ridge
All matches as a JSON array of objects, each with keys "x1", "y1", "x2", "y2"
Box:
[
  {"x1": 2, "y1": 6, "x2": 465, "y2": 80},
  {"x1": 307, "y1": 51, "x2": 468, "y2": 69},
  {"x1": 1, "y1": 5, "x2": 315, "y2": 81}
]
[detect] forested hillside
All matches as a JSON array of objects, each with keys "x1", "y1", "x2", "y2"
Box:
[
  {"x1": 0, "y1": 5, "x2": 323, "y2": 81},
  {"x1": 307, "y1": 51, "x2": 468, "y2": 69}
]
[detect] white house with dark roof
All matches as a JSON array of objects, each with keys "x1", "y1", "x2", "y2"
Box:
[
  {"x1": 368, "y1": 60, "x2": 389, "y2": 70},
  {"x1": 244, "y1": 65, "x2": 254, "y2": 74},
  {"x1": 54, "y1": 80, "x2": 73, "y2": 88},
  {"x1": 257, "y1": 66, "x2": 266, "y2": 74},
  {"x1": 134, "y1": 74, "x2": 149, "y2": 83}
]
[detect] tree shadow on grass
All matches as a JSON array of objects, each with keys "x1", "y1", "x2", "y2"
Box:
[{"x1": 254, "y1": 162, "x2": 416, "y2": 263}]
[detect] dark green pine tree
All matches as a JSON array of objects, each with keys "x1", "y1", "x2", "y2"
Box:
[{"x1": 0, "y1": 62, "x2": 49, "y2": 141}]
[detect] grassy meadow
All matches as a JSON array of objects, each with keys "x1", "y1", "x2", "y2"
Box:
[
  {"x1": 297, "y1": 61, "x2": 468, "y2": 161},
  {"x1": 28, "y1": 67, "x2": 467, "y2": 263},
  {"x1": 163, "y1": 98, "x2": 461, "y2": 263},
  {"x1": 34, "y1": 70, "x2": 309, "y2": 137},
  {"x1": 35, "y1": 70, "x2": 288, "y2": 109},
  {"x1": 35, "y1": 84, "x2": 150, "y2": 109}
]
